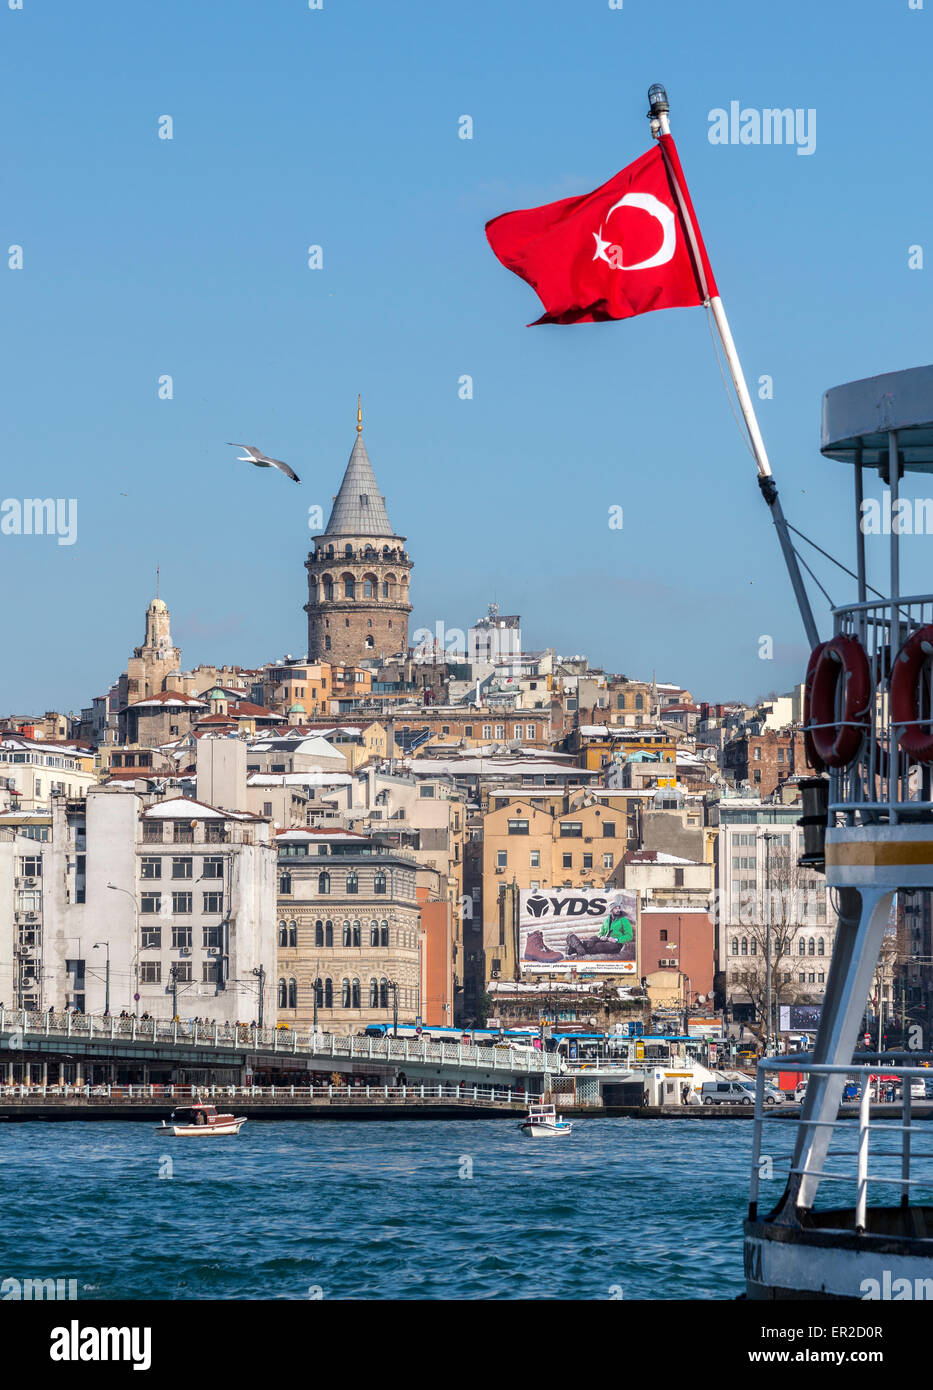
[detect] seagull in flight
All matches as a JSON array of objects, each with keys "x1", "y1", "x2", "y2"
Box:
[{"x1": 227, "y1": 443, "x2": 300, "y2": 483}]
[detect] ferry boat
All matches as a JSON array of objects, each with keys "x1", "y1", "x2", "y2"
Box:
[
  {"x1": 742, "y1": 363, "x2": 933, "y2": 1298},
  {"x1": 156, "y1": 1101, "x2": 247, "y2": 1137},
  {"x1": 518, "y1": 1103, "x2": 573, "y2": 1138}
]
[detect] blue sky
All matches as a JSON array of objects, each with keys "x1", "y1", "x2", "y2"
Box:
[{"x1": 2, "y1": 0, "x2": 931, "y2": 713}]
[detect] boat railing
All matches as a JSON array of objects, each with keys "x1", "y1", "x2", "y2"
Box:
[
  {"x1": 749, "y1": 1053, "x2": 933, "y2": 1227},
  {"x1": 830, "y1": 593, "x2": 933, "y2": 821}
]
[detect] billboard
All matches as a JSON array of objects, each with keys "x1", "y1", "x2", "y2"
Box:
[
  {"x1": 779, "y1": 1004, "x2": 822, "y2": 1033},
  {"x1": 519, "y1": 889, "x2": 637, "y2": 975}
]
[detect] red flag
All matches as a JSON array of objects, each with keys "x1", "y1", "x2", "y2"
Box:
[{"x1": 485, "y1": 135, "x2": 718, "y2": 325}]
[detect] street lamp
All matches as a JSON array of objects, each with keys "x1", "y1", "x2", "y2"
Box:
[
  {"x1": 107, "y1": 883, "x2": 139, "y2": 1017},
  {"x1": 252, "y1": 964, "x2": 265, "y2": 1030},
  {"x1": 761, "y1": 834, "x2": 775, "y2": 1055},
  {"x1": 92, "y1": 942, "x2": 110, "y2": 1016}
]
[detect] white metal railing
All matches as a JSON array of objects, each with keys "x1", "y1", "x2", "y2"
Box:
[
  {"x1": 0, "y1": 1081, "x2": 537, "y2": 1106},
  {"x1": 830, "y1": 595, "x2": 933, "y2": 821},
  {"x1": 749, "y1": 1054, "x2": 933, "y2": 1229},
  {"x1": 0, "y1": 1009, "x2": 554, "y2": 1074}
]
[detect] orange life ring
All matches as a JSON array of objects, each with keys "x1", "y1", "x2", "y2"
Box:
[
  {"x1": 807, "y1": 634, "x2": 871, "y2": 768},
  {"x1": 891, "y1": 624, "x2": 933, "y2": 763},
  {"x1": 802, "y1": 641, "x2": 828, "y2": 772}
]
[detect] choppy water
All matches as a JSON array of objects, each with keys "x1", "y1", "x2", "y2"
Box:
[{"x1": 0, "y1": 1118, "x2": 753, "y2": 1299}]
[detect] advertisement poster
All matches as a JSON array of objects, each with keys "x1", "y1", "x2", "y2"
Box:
[{"x1": 519, "y1": 889, "x2": 637, "y2": 974}]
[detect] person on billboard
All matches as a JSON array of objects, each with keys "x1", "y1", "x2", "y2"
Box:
[{"x1": 565, "y1": 894, "x2": 635, "y2": 957}]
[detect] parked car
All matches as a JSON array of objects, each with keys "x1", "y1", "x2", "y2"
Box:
[{"x1": 703, "y1": 1080, "x2": 756, "y2": 1106}]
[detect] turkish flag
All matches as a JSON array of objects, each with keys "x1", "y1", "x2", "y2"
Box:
[{"x1": 485, "y1": 136, "x2": 718, "y2": 325}]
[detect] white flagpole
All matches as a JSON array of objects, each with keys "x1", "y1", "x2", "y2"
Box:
[{"x1": 647, "y1": 85, "x2": 820, "y2": 650}]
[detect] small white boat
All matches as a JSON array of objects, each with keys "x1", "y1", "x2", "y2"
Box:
[
  {"x1": 518, "y1": 1103, "x2": 573, "y2": 1138},
  {"x1": 155, "y1": 1101, "x2": 246, "y2": 1137}
]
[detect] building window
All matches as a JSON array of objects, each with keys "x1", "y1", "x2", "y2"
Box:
[
  {"x1": 202, "y1": 892, "x2": 223, "y2": 913},
  {"x1": 482, "y1": 725, "x2": 492, "y2": 739},
  {"x1": 203, "y1": 924, "x2": 222, "y2": 949},
  {"x1": 603, "y1": 822, "x2": 615, "y2": 838},
  {"x1": 140, "y1": 857, "x2": 161, "y2": 880},
  {"x1": 660, "y1": 929, "x2": 668, "y2": 941},
  {"x1": 674, "y1": 869, "x2": 684, "y2": 888},
  {"x1": 351, "y1": 978, "x2": 360, "y2": 1008},
  {"x1": 731, "y1": 937, "x2": 739, "y2": 955},
  {"x1": 279, "y1": 872, "x2": 292, "y2": 894},
  {"x1": 508, "y1": 819, "x2": 529, "y2": 835},
  {"x1": 603, "y1": 853, "x2": 614, "y2": 870},
  {"x1": 141, "y1": 893, "x2": 161, "y2": 914},
  {"x1": 278, "y1": 978, "x2": 288, "y2": 1009},
  {"x1": 420, "y1": 785, "x2": 435, "y2": 799},
  {"x1": 141, "y1": 926, "x2": 161, "y2": 949},
  {"x1": 381, "y1": 920, "x2": 389, "y2": 947},
  {"x1": 583, "y1": 853, "x2": 593, "y2": 870},
  {"x1": 173, "y1": 822, "x2": 194, "y2": 844},
  {"x1": 346, "y1": 871, "x2": 359, "y2": 894},
  {"x1": 818, "y1": 938, "x2": 825, "y2": 955},
  {"x1": 496, "y1": 851, "x2": 507, "y2": 869},
  {"x1": 379, "y1": 978, "x2": 389, "y2": 1008},
  {"x1": 325, "y1": 920, "x2": 333, "y2": 947},
  {"x1": 172, "y1": 924, "x2": 192, "y2": 949},
  {"x1": 342, "y1": 978, "x2": 351, "y2": 1008},
  {"x1": 374, "y1": 870, "x2": 387, "y2": 894},
  {"x1": 741, "y1": 938, "x2": 748, "y2": 955},
  {"x1": 172, "y1": 892, "x2": 192, "y2": 914},
  {"x1": 140, "y1": 961, "x2": 161, "y2": 984},
  {"x1": 202, "y1": 856, "x2": 223, "y2": 879},
  {"x1": 530, "y1": 850, "x2": 540, "y2": 868},
  {"x1": 172, "y1": 857, "x2": 193, "y2": 879},
  {"x1": 560, "y1": 822, "x2": 583, "y2": 838},
  {"x1": 318, "y1": 871, "x2": 330, "y2": 894},
  {"x1": 369, "y1": 977, "x2": 378, "y2": 1007},
  {"x1": 278, "y1": 919, "x2": 288, "y2": 947},
  {"x1": 370, "y1": 920, "x2": 380, "y2": 947},
  {"x1": 201, "y1": 961, "x2": 220, "y2": 984},
  {"x1": 142, "y1": 823, "x2": 163, "y2": 844}
]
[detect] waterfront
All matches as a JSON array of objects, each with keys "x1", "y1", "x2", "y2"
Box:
[{"x1": 0, "y1": 1119, "x2": 752, "y2": 1300}]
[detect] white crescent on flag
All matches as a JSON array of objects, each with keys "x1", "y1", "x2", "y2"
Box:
[{"x1": 593, "y1": 192, "x2": 677, "y2": 271}]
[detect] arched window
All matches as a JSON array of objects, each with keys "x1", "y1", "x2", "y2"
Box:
[
  {"x1": 818, "y1": 937, "x2": 825, "y2": 956},
  {"x1": 382, "y1": 581, "x2": 389, "y2": 598},
  {"x1": 325, "y1": 636, "x2": 331, "y2": 650},
  {"x1": 352, "y1": 920, "x2": 361, "y2": 947},
  {"x1": 315, "y1": 920, "x2": 324, "y2": 947},
  {"x1": 324, "y1": 978, "x2": 333, "y2": 1008},
  {"x1": 326, "y1": 544, "x2": 334, "y2": 559},
  {"x1": 325, "y1": 920, "x2": 333, "y2": 947},
  {"x1": 346, "y1": 871, "x2": 358, "y2": 894},
  {"x1": 278, "y1": 978, "x2": 287, "y2": 1008},
  {"x1": 279, "y1": 872, "x2": 291, "y2": 894},
  {"x1": 314, "y1": 977, "x2": 323, "y2": 1007},
  {"x1": 341, "y1": 978, "x2": 351, "y2": 1008},
  {"x1": 369, "y1": 978, "x2": 378, "y2": 1007},
  {"x1": 343, "y1": 920, "x2": 352, "y2": 947},
  {"x1": 750, "y1": 939, "x2": 757, "y2": 956},
  {"x1": 635, "y1": 693, "x2": 644, "y2": 711},
  {"x1": 363, "y1": 579, "x2": 375, "y2": 598},
  {"x1": 288, "y1": 978, "x2": 297, "y2": 1009},
  {"x1": 351, "y1": 978, "x2": 361, "y2": 1008},
  {"x1": 344, "y1": 577, "x2": 355, "y2": 599},
  {"x1": 323, "y1": 576, "x2": 334, "y2": 600},
  {"x1": 318, "y1": 871, "x2": 330, "y2": 894},
  {"x1": 381, "y1": 920, "x2": 389, "y2": 947},
  {"x1": 374, "y1": 870, "x2": 387, "y2": 894},
  {"x1": 288, "y1": 920, "x2": 297, "y2": 947},
  {"x1": 808, "y1": 937, "x2": 815, "y2": 955},
  {"x1": 799, "y1": 937, "x2": 807, "y2": 955},
  {"x1": 370, "y1": 920, "x2": 379, "y2": 947},
  {"x1": 379, "y1": 978, "x2": 389, "y2": 1008},
  {"x1": 365, "y1": 635, "x2": 374, "y2": 649},
  {"x1": 731, "y1": 937, "x2": 739, "y2": 956},
  {"x1": 741, "y1": 937, "x2": 748, "y2": 955},
  {"x1": 345, "y1": 544, "x2": 353, "y2": 558},
  {"x1": 278, "y1": 920, "x2": 288, "y2": 947}
]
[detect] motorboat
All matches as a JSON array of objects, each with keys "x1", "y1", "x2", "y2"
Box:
[
  {"x1": 518, "y1": 1103, "x2": 573, "y2": 1137},
  {"x1": 156, "y1": 1101, "x2": 246, "y2": 1136}
]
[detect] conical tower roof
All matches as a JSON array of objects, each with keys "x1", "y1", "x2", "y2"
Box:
[{"x1": 323, "y1": 433, "x2": 395, "y2": 537}]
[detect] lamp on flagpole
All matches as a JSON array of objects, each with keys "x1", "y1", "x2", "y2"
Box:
[{"x1": 646, "y1": 84, "x2": 820, "y2": 650}]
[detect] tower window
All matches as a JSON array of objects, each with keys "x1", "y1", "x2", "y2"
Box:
[{"x1": 325, "y1": 636, "x2": 331, "y2": 650}]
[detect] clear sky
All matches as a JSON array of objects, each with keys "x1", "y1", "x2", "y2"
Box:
[{"x1": 2, "y1": 0, "x2": 931, "y2": 713}]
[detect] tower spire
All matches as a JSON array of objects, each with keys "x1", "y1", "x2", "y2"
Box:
[{"x1": 356, "y1": 394, "x2": 362, "y2": 434}]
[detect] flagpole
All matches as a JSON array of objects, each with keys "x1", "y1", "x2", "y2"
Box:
[{"x1": 647, "y1": 85, "x2": 820, "y2": 650}]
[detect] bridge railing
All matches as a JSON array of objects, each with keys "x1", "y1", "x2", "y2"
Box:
[
  {"x1": 0, "y1": 1081, "x2": 539, "y2": 1105},
  {"x1": 0, "y1": 1010, "x2": 555, "y2": 1073}
]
